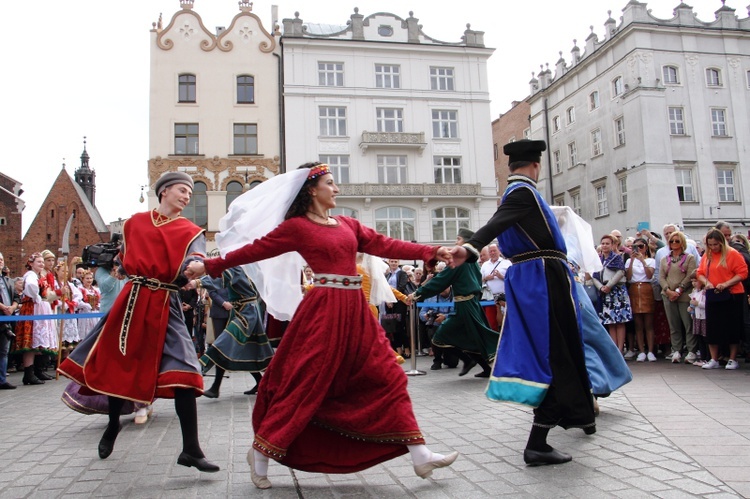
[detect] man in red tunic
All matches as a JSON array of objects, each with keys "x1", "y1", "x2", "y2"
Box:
[{"x1": 59, "y1": 171, "x2": 218, "y2": 472}]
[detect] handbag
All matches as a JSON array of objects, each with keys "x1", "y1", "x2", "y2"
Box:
[
  {"x1": 481, "y1": 284, "x2": 494, "y2": 301},
  {"x1": 705, "y1": 264, "x2": 732, "y2": 303}
]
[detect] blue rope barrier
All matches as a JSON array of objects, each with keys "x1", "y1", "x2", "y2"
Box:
[
  {"x1": 0, "y1": 313, "x2": 105, "y2": 322},
  {"x1": 415, "y1": 300, "x2": 496, "y2": 308}
]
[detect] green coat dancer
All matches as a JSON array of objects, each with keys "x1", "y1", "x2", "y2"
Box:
[{"x1": 415, "y1": 262, "x2": 499, "y2": 363}]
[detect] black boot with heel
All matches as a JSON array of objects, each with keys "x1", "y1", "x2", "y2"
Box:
[{"x1": 22, "y1": 366, "x2": 44, "y2": 385}]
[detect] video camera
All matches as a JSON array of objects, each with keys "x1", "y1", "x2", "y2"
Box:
[{"x1": 81, "y1": 233, "x2": 122, "y2": 269}]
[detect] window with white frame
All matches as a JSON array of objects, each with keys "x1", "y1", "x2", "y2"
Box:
[
  {"x1": 589, "y1": 90, "x2": 600, "y2": 110},
  {"x1": 434, "y1": 157, "x2": 462, "y2": 184},
  {"x1": 552, "y1": 115, "x2": 561, "y2": 133},
  {"x1": 432, "y1": 110, "x2": 458, "y2": 138},
  {"x1": 675, "y1": 168, "x2": 695, "y2": 202},
  {"x1": 233, "y1": 123, "x2": 258, "y2": 155},
  {"x1": 568, "y1": 141, "x2": 578, "y2": 167},
  {"x1": 570, "y1": 190, "x2": 581, "y2": 216},
  {"x1": 668, "y1": 107, "x2": 685, "y2": 135},
  {"x1": 612, "y1": 76, "x2": 623, "y2": 97},
  {"x1": 377, "y1": 155, "x2": 407, "y2": 184},
  {"x1": 595, "y1": 183, "x2": 609, "y2": 217},
  {"x1": 747, "y1": 70, "x2": 750, "y2": 88},
  {"x1": 318, "y1": 62, "x2": 344, "y2": 86},
  {"x1": 614, "y1": 117, "x2": 625, "y2": 146},
  {"x1": 375, "y1": 64, "x2": 400, "y2": 89},
  {"x1": 319, "y1": 155, "x2": 350, "y2": 184},
  {"x1": 319, "y1": 106, "x2": 347, "y2": 136},
  {"x1": 431, "y1": 207, "x2": 470, "y2": 241},
  {"x1": 523, "y1": 128, "x2": 531, "y2": 139},
  {"x1": 430, "y1": 67, "x2": 455, "y2": 91},
  {"x1": 711, "y1": 108, "x2": 728, "y2": 136},
  {"x1": 331, "y1": 207, "x2": 358, "y2": 218},
  {"x1": 553, "y1": 194, "x2": 565, "y2": 207},
  {"x1": 376, "y1": 108, "x2": 404, "y2": 133},
  {"x1": 591, "y1": 129, "x2": 602, "y2": 156},
  {"x1": 553, "y1": 150, "x2": 561, "y2": 174},
  {"x1": 717, "y1": 168, "x2": 736, "y2": 202},
  {"x1": 375, "y1": 207, "x2": 415, "y2": 241},
  {"x1": 662, "y1": 66, "x2": 679, "y2": 84},
  {"x1": 618, "y1": 176, "x2": 627, "y2": 211},
  {"x1": 566, "y1": 106, "x2": 576, "y2": 125},
  {"x1": 706, "y1": 68, "x2": 722, "y2": 87}
]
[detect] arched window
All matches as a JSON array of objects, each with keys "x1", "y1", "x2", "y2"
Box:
[
  {"x1": 237, "y1": 75, "x2": 255, "y2": 104},
  {"x1": 375, "y1": 207, "x2": 415, "y2": 241},
  {"x1": 178, "y1": 74, "x2": 196, "y2": 102},
  {"x1": 431, "y1": 207, "x2": 470, "y2": 242},
  {"x1": 226, "y1": 181, "x2": 243, "y2": 210},
  {"x1": 662, "y1": 66, "x2": 679, "y2": 85},
  {"x1": 706, "y1": 68, "x2": 722, "y2": 87},
  {"x1": 331, "y1": 207, "x2": 357, "y2": 219},
  {"x1": 182, "y1": 181, "x2": 207, "y2": 227}
]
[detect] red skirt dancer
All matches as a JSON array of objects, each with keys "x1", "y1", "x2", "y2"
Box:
[{"x1": 205, "y1": 216, "x2": 437, "y2": 473}]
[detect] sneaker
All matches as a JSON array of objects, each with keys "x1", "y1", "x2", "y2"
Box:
[
  {"x1": 624, "y1": 350, "x2": 636, "y2": 360},
  {"x1": 636, "y1": 352, "x2": 646, "y2": 362},
  {"x1": 693, "y1": 360, "x2": 707, "y2": 367},
  {"x1": 685, "y1": 352, "x2": 697, "y2": 364},
  {"x1": 647, "y1": 352, "x2": 657, "y2": 362},
  {"x1": 671, "y1": 351, "x2": 681, "y2": 363},
  {"x1": 664, "y1": 351, "x2": 675, "y2": 360},
  {"x1": 702, "y1": 359, "x2": 720, "y2": 369},
  {"x1": 725, "y1": 359, "x2": 739, "y2": 370}
]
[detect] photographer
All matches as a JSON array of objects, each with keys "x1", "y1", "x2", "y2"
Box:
[{"x1": 0, "y1": 253, "x2": 20, "y2": 389}]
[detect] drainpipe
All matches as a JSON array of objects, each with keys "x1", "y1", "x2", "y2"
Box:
[
  {"x1": 274, "y1": 50, "x2": 286, "y2": 173},
  {"x1": 542, "y1": 97, "x2": 554, "y2": 203}
]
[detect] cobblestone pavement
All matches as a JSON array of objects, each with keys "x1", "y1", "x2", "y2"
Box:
[{"x1": 0, "y1": 356, "x2": 749, "y2": 498}]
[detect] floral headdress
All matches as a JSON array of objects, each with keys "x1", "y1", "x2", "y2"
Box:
[{"x1": 307, "y1": 164, "x2": 330, "y2": 181}]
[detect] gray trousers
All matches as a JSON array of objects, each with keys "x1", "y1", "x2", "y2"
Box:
[{"x1": 663, "y1": 299, "x2": 697, "y2": 353}]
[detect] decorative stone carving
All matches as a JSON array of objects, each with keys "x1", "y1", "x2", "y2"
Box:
[
  {"x1": 359, "y1": 132, "x2": 426, "y2": 153},
  {"x1": 319, "y1": 141, "x2": 351, "y2": 153},
  {"x1": 148, "y1": 156, "x2": 280, "y2": 190}
]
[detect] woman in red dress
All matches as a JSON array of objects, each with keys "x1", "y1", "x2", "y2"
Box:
[{"x1": 186, "y1": 163, "x2": 458, "y2": 489}]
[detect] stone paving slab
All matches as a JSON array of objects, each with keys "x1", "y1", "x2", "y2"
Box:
[{"x1": 0, "y1": 357, "x2": 749, "y2": 497}]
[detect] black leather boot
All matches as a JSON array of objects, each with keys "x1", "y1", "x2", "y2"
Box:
[
  {"x1": 23, "y1": 366, "x2": 44, "y2": 385},
  {"x1": 34, "y1": 356, "x2": 53, "y2": 381}
]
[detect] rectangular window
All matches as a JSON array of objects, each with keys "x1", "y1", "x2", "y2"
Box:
[
  {"x1": 553, "y1": 194, "x2": 565, "y2": 206},
  {"x1": 237, "y1": 75, "x2": 255, "y2": 103},
  {"x1": 553, "y1": 150, "x2": 561, "y2": 174},
  {"x1": 663, "y1": 66, "x2": 679, "y2": 84},
  {"x1": 591, "y1": 129, "x2": 602, "y2": 156},
  {"x1": 434, "y1": 157, "x2": 462, "y2": 184},
  {"x1": 717, "y1": 169, "x2": 736, "y2": 202},
  {"x1": 376, "y1": 108, "x2": 404, "y2": 133},
  {"x1": 319, "y1": 107, "x2": 347, "y2": 136},
  {"x1": 493, "y1": 144, "x2": 499, "y2": 161},
  {"x1": 552, "y1": 116, "x2": 561, "y2": 133},
  {"x1": 706, "y1": 68, "x2": 722, "y2": 87},
  {"x1": 711, "y1": 108, "x2": 727, "y2": 136},
  {"x1": 618, "y1": 176, "x2": 627, "y2": 211},
  {"x1": 178, "y1": 74, "x2": 196, "y2": 103},
  {"x1": 233, "y1": 123, "x2": 257, "y2": 155},
  {"x1": 174, "y1": 123, "x2": 199, "y2": 154},
  {"x1": 523, "y1": 128, "x2": 531, "y2": 139},
  {"x1": 612, "y1": 76, "x2": 623, "y2": 97},
  {"x1": 570, "y1": 191, "x2": 581, "y2": 216},
  {"x1": 668, "y1": 107, "x2": 685, "y2": 135},
  {"x1": 375, "y1": 64, "x2": 400, "y2": 89},
  {"x1": 319, "y1": 155, "x2": 350, "y2": 184},
  {"x1": 430, "y1": 67, "x2": 455, "y2": 91},
  {"x1": 566, "y1": 107, "x2": 576, "y2": 125},
  {"x1": 675, "y1": 168, "x2": 695, "y2": 202},
  {"x1": 377, "y1": 155, "x2": 407, "y2": 184},
  {"x1": 568, "y1": 141, "x2": 578, "y2": 167},
  {"x1": 432, "y1": 110, "x2": 458, "y2": 138},
  {"x1": 596, "y1": 184, "x2": 609, "y2": 217},
  {"x1": 614, "y1": 117, "x2": 625, "y2": 146},
  {"x1": 318, "y1": 62, "x2": 344, "y2": 87},
  {"x1": 589, "y1": 91, "x2": 600, "y2": 110}
]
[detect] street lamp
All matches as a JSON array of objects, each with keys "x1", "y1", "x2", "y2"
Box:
[{"x1": 139, "y1": 185, "x2": 148, "y2": 203}]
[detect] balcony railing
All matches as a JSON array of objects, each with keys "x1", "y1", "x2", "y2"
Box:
[
  {"x1": 339, "y1": 183, "x2": 483, "y2": 197},
  {"x1": 359, "y1": 131, "x2": 427, "y2": 153}
]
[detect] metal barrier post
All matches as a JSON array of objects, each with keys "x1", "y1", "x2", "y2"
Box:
[{"x1": 404, "y1": 302, "x2": 426, "y2": 376}]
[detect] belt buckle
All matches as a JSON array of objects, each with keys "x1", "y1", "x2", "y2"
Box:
[{"x1": 145, "y1": 278, "x2": 160, "y2": 291}]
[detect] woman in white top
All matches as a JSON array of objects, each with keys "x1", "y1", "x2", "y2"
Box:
[{"x1": 626, "y1": 237, "x2": 656, "y2": 362}]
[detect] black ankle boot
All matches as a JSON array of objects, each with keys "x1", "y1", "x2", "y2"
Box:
[
  {"x1": 34, "y1": 357, "x2": 53, "y2": 380},
  {"x1": 23, "y1": 366, "x2": 44, "y2": 385}
]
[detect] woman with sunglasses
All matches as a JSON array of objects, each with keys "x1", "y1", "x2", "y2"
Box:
[
  {"x1": 593, "y1": 234, "x2": 632, "y2": 355},
  {"x1": 626, "y1": 238, "x2": 657, "y2": 361},
  {"x1": 658, "y1": 231, "x2": 697, "y2": 363}
]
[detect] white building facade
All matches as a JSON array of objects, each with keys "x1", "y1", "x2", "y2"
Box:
[
  {"x1": 529, "y1": 1, "x2": 750, "y2": 241},
  {"x1": 281, "y1": 9, "x2": 497, "y2": 244},
  {"x1": 147, "y1": 0, "x2": 281, "y2": 251}
]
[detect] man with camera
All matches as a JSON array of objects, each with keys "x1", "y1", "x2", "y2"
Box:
[{"x1": 0, "y1": 253, "x2": 20, "y2": 389}]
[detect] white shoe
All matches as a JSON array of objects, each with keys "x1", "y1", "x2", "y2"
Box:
[
  {"x1": 624, "y1": 350, "x2": 636, "y2": 360},
  {"x1": 647, "y1": 352, "x2": 657, "y2": 362},
  {"x1": 134, "y1": 405, "x2": 153, "y2": 425},
  {"x1": 671, "y1": 351, "x2": 681, "y2": 363},
  {"x1": 247, "y1": 450, "x2": 272, "y2": 489},
  {"x1": 636, "y1": 352, "x2": 646, "y2": 362},
  {"x1": 702, "y1": 359, "x2": 720, "y2": 369},
  {"x1": 725, "y1": 359, "x2": 739, "y2": 370},
  {"x1": 414, "y1": 451, "x2": 459, "y2": 479},
  {"x1": 685, "y1": 352, "x2": 697, "y2": 364}
]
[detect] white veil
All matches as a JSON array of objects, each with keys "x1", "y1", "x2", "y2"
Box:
[
  {"x1": 361, "y1": 254, "x2": 397, "y2": 306},
  {"x1": 550, "y1": 205, "x2": 603, "y2": 275},
  {"x1": 215, "y1": 169, "x2": 309, "y2": 320}
]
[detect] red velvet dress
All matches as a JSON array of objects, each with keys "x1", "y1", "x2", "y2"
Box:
[{"x1": 204, "y1": 216, "x2": 438, "y2": 473}]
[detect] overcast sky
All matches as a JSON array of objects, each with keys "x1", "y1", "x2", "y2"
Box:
[{"x1": 0, "y1": 0, "x2": 730, "y2": 234}]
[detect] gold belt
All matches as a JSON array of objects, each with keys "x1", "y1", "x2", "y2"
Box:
[
  {"x1": 119, "y1": 276, "x2": 179, "y2": 355},
  {"x1": 454, "y1": 295, "x2": 475, "y2": 302}
]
